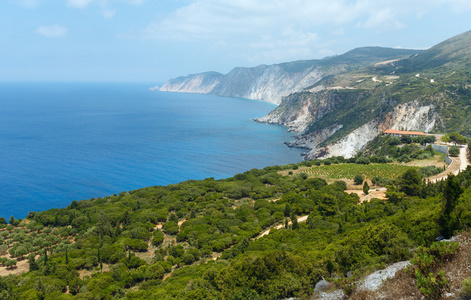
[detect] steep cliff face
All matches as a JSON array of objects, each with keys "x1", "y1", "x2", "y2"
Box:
[
  {"x1": 254, "y1": 90, "x2": 338, "y2": 133},
  {"x1": 160, "y1": 72, "x2": 223, "y2": 94},
  {"x1": 305, "y1": 101, "x2": 442, "y2": 159},
  {"x1": 160, "y1": 64, "x2": 323, "y2": 105}
]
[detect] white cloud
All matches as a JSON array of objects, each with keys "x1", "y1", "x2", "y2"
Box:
[
  {"x1": 35, "y1": 24, "x2": 68, "y2": 38},
  {"x1": 137, "y1": 0, "x2": 471, "y2": 66},
  {"x1": 67, "y1": 0, "x2": 95, "y2": 9}
]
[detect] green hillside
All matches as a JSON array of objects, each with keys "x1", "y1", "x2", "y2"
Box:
[{"x1": 1, "y1": 159, "x2": 471, "y2": 299}]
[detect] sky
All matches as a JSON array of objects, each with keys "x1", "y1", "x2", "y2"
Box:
[{"x1": 1, "y1": 0, "x2": 471, "y2": 83}]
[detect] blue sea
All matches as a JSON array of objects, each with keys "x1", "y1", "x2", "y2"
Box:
[{"x1": 0, "y1": 82, "x2": 303, "y2": 219}]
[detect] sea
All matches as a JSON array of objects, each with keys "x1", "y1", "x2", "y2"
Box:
[{"x1": 0, "y1": 82, "x2": 304, "y2": 219}]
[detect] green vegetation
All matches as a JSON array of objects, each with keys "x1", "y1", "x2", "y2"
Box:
[
  {"x1": 406, "y1": 241, "x2": 458, "y2": 299},
  {"x1": 306, "y1": 163, "x2": 416, "y2": 181},
  {"x1": 364, "y1": 135, "x2": 438, "y2": 162},
  {"x1": 0, "y1": 161, "x2": 470, "y2": 299},
  {"x1": 0, "y1": 162, "x2": 471, "y2": 299}
]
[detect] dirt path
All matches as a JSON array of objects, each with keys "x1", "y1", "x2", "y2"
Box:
[{"x1": 255, "y1": 215, "x2": 309, "y2": 239}]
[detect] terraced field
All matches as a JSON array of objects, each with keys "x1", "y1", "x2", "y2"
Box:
[{"x1": 304, "y1": 163, "x2": 418, "y2": 180}]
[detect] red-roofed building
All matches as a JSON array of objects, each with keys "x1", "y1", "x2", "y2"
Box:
[{"x1": 383, "y1": 129, "x2": 428, "y2": 137}]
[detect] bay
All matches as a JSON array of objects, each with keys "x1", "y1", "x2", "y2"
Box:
[{"x1": 0, "y1": 82, "x2": 303, "y2": 219}]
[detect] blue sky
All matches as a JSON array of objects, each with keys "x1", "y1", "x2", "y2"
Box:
[{"x1": 1, "y1": 0, "x2": 470, "y2": 83}]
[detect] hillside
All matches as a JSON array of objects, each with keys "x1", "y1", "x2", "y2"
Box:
[
  {"x1": 257, "y1": 30, "x2": 471, "y2": 159},
  {"x1": 159, "y1": 47, "x2": 418, "y2": 105},
  {"x1": 2, "y1": 154, "x2": 471, "y2": 299}
]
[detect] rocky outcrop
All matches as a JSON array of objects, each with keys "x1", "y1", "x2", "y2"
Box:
[
  {"x1": 305, "y1": 101, "x2": 443, "y2": 159},
  {"x1": 254, "y1": 90, "x2": 340, "y2": 133}
]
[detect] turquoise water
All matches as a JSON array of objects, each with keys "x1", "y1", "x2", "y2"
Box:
[{"x1": 0, "y1": 82, "x2": 303, "y2": 219}]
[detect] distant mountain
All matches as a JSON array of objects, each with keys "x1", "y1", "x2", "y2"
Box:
[{"x1": 159, "y1": 47, "x2": 419, "y2": 105}]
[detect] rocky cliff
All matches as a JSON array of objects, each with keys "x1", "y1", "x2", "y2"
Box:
[
  {"x1": 160, "y1": 31, "x2": 471, "y2": 160},
  {"x1": 160, "y1": 64, "x2": 323, "y2": 105},
  {"x1": 305, "y1": 101, "x2": 443, "y2": 159},
  {"x1": 159, "y1": 47, "x2": 419, "y2": 105},
  {"x1": 256, "y1": 31, "x2": 471, "y2": 159}
]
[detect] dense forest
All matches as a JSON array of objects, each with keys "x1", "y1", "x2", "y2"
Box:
[{"x1": 1, "y1": 144, "x2": 471, "y2": 299}]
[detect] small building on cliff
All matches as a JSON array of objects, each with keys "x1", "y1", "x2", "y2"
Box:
[{"x1": 383, "y1": 129, "x2": 428, "y2": 138}]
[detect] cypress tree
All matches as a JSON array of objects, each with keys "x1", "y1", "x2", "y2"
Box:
[
  {"x1": 291, "y1": 214, "x2": 299, "y2": 230},
  {"x1": 363, "y1": 181, "x2": 370, "y2": 195},
  {"x1": 65, "y1": 248, "x2": 69, "y2": 265},
  {"x1": 44, "y1": 248, "x2": 48, "y2": 265},
  {"x1": 28, "y1": 255, "x2": 38, "y2": 271}
]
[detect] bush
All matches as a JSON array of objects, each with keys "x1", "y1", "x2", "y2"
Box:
[
  {"x1": 355, "y1": 157, "x2": 370, "y2": 165},
  {"x1": 397, "y1": 155, "x2": 412, "y2": 163},
  {"x1": 449, "y1": 146, "x2": 460, "y2": 156},
  {"x1": 152, "y1": 230, "x2": 165, "y2": 247},
  {"x1": 162, "y1": 221, "x2": 179, "y2": 235},
  {"x1": 418, "y1": 166, "x2": 442, "y2": 177},
  {"x1": 354, "y1": 175, "x2": 364, "y2": 185},
  {"x1": 460, "y1": 277, "x2": 471, "y2": 299},
  {"x1": 415, "y1": 270, "x2": 449, "y2": 300}
]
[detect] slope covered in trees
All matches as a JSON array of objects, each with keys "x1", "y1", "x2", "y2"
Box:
[{"x1": 1, "y1": 159, "x2": 471, "y2": 299}]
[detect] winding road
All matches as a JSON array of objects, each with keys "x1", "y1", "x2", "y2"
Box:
[{"x1": 428, "y1": 146, "x2": 470, "y2": 183}]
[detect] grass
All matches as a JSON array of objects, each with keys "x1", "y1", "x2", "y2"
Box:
[{"x1": 302, "y1": 163, "x2": 417, "y2": 180}]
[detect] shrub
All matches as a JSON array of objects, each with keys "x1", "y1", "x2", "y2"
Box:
[
  {"x1": 152, "y1": 230, "x2": 165, "y2": 247},
  {"x1": 460, "y1": 277, "x2": 471, "y2": 299},
  {"x1": 419, "y1": 166, "x2": 442, "y2": 177},
  {"x1": 355, "y1": 157, "x2": 370, "y2": 165},
  {"x1": 449, "y1": 146, "x2": 460, "y2": 156},
  {"x1": 354, "y1": 175, "x2": 364, "y2": 185},
  {"x1": 397, "y1": 154, "x2": 412, "y2": 163},
  {"x1": 415, "y1": 270, "x2": 449, "y2": 300},
  {"x1": 162, "y1": 221, "x2": 179, "y2": 235}
]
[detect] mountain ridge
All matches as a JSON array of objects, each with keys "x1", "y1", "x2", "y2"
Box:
[{"x1": 159, "y1": 47, "x2": 419, "y2": 105}]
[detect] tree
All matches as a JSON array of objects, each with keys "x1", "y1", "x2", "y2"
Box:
[
  {"x1": 152, "y1": 230, "x2": 165, "y2": 246},
  {"x1": 283, "y1": 204, "x2": 291, "y2": 217},
  {"x1": 318, "y1": 194, "x2": 338, "y2": 216},
  {"x1": 401, "y1": 135, "x2": 413, "y2": 144},
  {"x1": 4, "y1": 259, "x2": 17, "y2": 269},
  {"x1": 326, "y1": 259, "x2": 335, "y2": 277},
  {"x1": 363, "y1": 181, "x2": 370, "y2": 195},
  {"x1": 441, "y1": 134, "x2": 451, "y2": 143},
  {"x1": 291, "y1": 214, "x2": 299, "y2": 230},
  {"x1": 43, "y1": 248, "x2": 48, "y2": 265},
  {"x1": 449, "y1": 146, "x2": 460, "y2": 156},
  {"x1": 28, "y1": 254, "x2": 38, "y2": 271},
  {"x1": 449, "y1": 132, "x2": 467, "y2": 145},
  {"x1": 354, "y1": 175, "x2": 364, "y2": 185},
  {"x1": 398, "y1": 169, "x2": 422, "y2": 196},
  {"x1": 439, "y1": 174, "x2": 463, "y2": 238}
]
